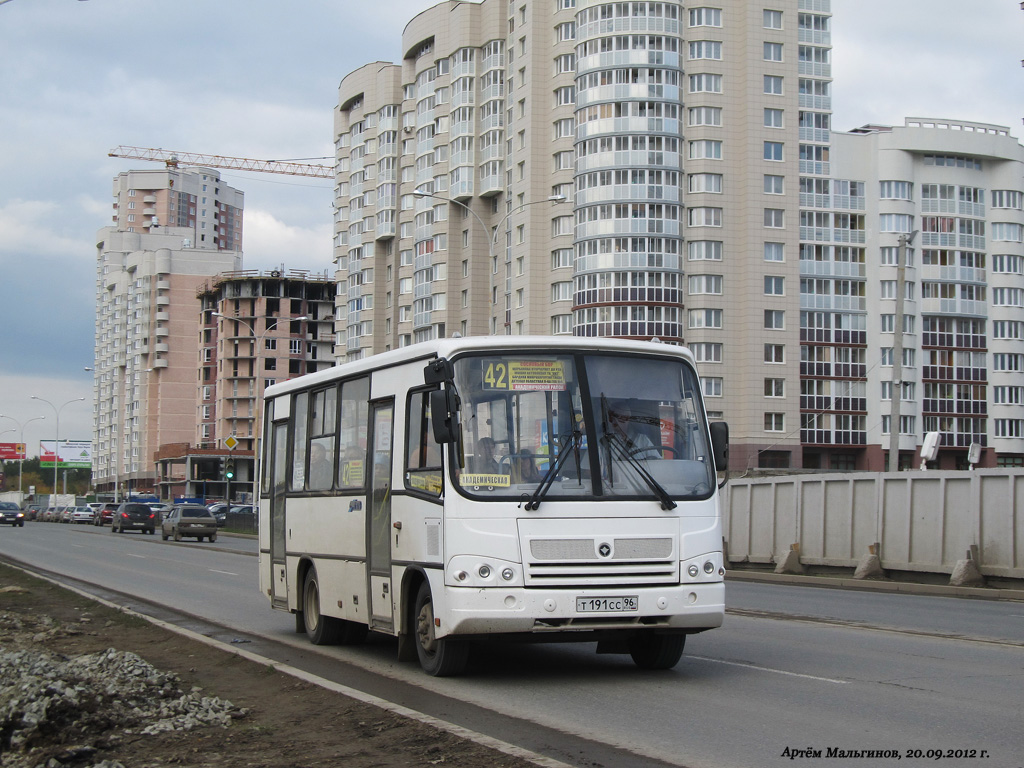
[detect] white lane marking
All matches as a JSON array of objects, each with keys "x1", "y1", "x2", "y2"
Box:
[
  {"x1": 688, "y1": 654, "x2": 849, "y2": 685},
  {"x1": 127, "y1": 553, "x2": 146, "y2": 559},
  {"x1": 209, "y1": 569, "x2": 238, "y2": 576}
]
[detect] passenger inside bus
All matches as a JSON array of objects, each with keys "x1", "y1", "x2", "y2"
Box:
[
  {"x1": 511, "y1": 452, "x2": 542, "y2": 483},
  {"x1": 308, "y1": 441, "x2": 333, "y2": 490},
  {"x1": 472, "y1": 436, "x2": 499, "y2": 473},
  {"x1": 607, "y1": 400, "x2": 661, "y2": 460}
]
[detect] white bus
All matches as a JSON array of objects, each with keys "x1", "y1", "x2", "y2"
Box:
[{"x1": 258, "y1": 336, "x2": 729, "y2": 676}]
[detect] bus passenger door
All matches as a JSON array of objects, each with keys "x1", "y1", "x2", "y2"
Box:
[
  {"x1": 367, "y1": 400, "x2": 395, "y2": 632},
  {"x1": 270, "y1": 422, "x2": 289, "y2": 609}
]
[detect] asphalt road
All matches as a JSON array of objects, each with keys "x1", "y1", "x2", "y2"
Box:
[{"x1": 2, "y1": 522, "x2": 1022, "y2": 768}]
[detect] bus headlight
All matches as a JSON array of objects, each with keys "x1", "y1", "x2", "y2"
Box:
[
  {"x1": 478, "y1": 565, "x2": 492, "y2": 579},
  {"x1": 501, "y1": 567, "x2": 515, "y2": 581},
  {"x1": 704, "y1": 561, "x2": 715, "y2": 574},
  {"x1": 687, "y1": 564, "x2": 699, "y2": 578}
]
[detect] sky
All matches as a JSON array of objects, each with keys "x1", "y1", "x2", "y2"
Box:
[{"x1": 0, "y1": 0, "x2": 1021, "y2": 457}]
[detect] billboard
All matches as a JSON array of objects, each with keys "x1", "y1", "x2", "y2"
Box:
[
  {"x1": 0, "y1": 443, "x2": 27, "y2": 461},
  {"x1": 39, "y1": 440, "x2": 93, "y2": 469}
]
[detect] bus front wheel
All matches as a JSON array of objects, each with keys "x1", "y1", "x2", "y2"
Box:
[
  {"x1": 628, "y1": 632, "x2": 686, "y2": 670},
  {"x1": 413, "y1": 582, "x2": 468, "y2": 676},
  {"x1": 303, "y1": 568, "x2": 343, "y2": 645}
]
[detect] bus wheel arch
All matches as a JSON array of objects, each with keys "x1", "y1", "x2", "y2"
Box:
[
  {"x1": 302, "y1": 564, "x2": 343, "y2": 645},
  {"x1": 412, "y1": 580, "x2": 469, "y2": 677},
  {"x1": 293, "y1": 558, "x2": 315, "y2": 634}
]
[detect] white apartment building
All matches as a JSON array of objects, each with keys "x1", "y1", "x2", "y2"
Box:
[
  {"x1": 93, "y1": 168, "x2": 243, "y2": 498},
  {"x1": 825, "y1": 119, "x2": 1024, "y2": 470},
  {"x1": 332, "y1": 0, "x2": 1023, "y2": 470}
]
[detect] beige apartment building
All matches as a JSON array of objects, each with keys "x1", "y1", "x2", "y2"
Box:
[
  {"x1": 333, "y1": 0, "x2": 1023, "y2": 471},
  {"x1": 94, "y1": 167, "x2": 244, "y2": 498}
]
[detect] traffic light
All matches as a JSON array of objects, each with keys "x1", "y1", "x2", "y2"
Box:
[{"x1": 224, "y1": 458, "x2": 236, "y2": 481}]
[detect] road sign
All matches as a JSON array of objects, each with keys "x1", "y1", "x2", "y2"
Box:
[{"x1": 224, "y1": 436, "x2": 238, "y2": 451}]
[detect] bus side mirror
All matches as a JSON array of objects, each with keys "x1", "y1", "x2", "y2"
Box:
[
  {"x1": 430, "y1": 388, "x2": 459, "y2": 444},
  {"x1": 710, "y1": 421, "x2": 729, "y2": 471}
]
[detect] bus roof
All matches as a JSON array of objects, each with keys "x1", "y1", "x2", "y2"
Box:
[{"x1": 264, "y1": 335, "x2": 697, "y2": 399}]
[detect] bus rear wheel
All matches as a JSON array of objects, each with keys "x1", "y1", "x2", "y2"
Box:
[
  {"x1": 303, "y1": 568, "x2": 343, "y2": 645},
  {"x1": 628, "y1": 632, "x2": 686, "y2": 670},
  {"x1": 413, "y1": 581, "x2": 468, "y2": 676}
]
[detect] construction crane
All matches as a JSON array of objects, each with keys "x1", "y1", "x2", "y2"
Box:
[{"x1": 108, "y1": 145, "x2": 334, "y2": 179}]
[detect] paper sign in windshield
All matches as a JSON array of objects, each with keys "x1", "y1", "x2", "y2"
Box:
[{"x1": 482, "y1": 360, "x2": 566, "y2": 391}]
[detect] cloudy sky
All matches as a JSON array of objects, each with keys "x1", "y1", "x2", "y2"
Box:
[{"x1": 1, "y1": 0, "x2": 1020, "y2": 454}]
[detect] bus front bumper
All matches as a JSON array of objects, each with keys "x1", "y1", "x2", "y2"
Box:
[{"x1": 436, "y1": 581, "x2": 725, "y2": 638}]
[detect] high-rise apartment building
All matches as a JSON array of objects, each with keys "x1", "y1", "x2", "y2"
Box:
[
  {"x1": 332, "y1": 0, "x2": 1023, "y2": 470},
  {"x1": 93, "y1": 168, "x2": 244, "y2": 498},
  {"x1": 824, "y1": 119, "x2": 1024, "y2": 469}
]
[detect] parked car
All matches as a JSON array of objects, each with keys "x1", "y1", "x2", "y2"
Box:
[
  {"x1": 23, "y1": 504, "x2": 43, "y2": 521},
  {"x1": 0, "y1": 502, "x2": 25, "y2": 527},
  {"x1": 42, "y1": 507, "x2": 58, "y2": 522},
  {"x1": 230, "y1": 505, "x2": 253, "y2": 515},
  {"x1": 207, "y1": 503, "x2": 229, "y2": 527},
  {"x1": 111, "y1": 502, "x2": 157, "y2": 535},
  {"x1": 147, "y1": 503, "x2": 172, "y2": 522},
  {"x1": 93, "y1": 503, "x2": 118, "y2": 526},
  {"x1": 59, "y1": 506, "x2": 76, "y2": 523},
  {"x1": 69, "y1": 506, "x2": 95, "y2": 524},
  {"x1": 162, "y1": 505, "x2": 218, "y2": 542}
]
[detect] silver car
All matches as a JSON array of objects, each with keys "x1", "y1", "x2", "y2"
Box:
[{"x1": 161, "y1": 505, "x2": 218, "y2": 542}]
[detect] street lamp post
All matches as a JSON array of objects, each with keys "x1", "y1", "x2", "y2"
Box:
[
  {"x1": 413, "y1": 188, "x2": 566, "y2": 333},
  {"x1": 211, "y1": 311, "x2": 308, "y2": 501},
  {"x1": 0, "y1": 415, "x2": 46, "y2": 496},
  {"x1": 30, "y1": 396, "x2": 85, "y2": 499},
  {"x1": 887, "y1": 230, "x2": 917, "y2": 473}
]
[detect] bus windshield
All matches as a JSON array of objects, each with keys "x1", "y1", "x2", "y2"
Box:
[{"x1": 451, "y1": 351, "x2": 716, "y2": 503}]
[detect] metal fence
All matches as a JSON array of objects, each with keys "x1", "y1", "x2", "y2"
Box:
[{"x1": 721, "y1": 469, "x2": 1024, "y2": 579}]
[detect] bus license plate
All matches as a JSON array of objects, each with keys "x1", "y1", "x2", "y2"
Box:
[{"x1": 576, "y1": 596, "x2": 638, "y2": 613}]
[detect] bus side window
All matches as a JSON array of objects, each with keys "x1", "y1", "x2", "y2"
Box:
[
  {"x1": 406, "y1": 389, "x2": 443, "y2": 498},
  {"x1": 338, "y1": 377, "x2": 369, "y2": 490},
  {"x1": 290, "y1": 392, "x2": 309, "y2": 491}
]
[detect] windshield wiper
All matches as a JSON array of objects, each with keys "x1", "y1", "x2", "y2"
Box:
[
  {"x1": 523, "y1": 428, "x2": 582, "y2": 511},
  {"x1": 602, "y1": 431, "x2": 677, "y2": 511}
]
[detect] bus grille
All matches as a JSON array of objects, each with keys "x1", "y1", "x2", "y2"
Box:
[{"x1": 526, "y1": 537, "x2": 677, "y2": 586}]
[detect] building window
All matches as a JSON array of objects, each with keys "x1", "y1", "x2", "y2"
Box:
[
  {"x1": 765, "y1": 344, "x2": 785, "y2": 363},
  {"x1": 764, "y1": 108, "x2": 784, "y2": 128},
  {"x1": 688, "y1": 240, "x2": 723, "y2": 261},
  {"x1": 764, "y1": 378, "x2": 785, "y2": 397},
  {"x1": 690, "y1": 140, "x2": 723, "y2": 160},
  {"x1": 764, "y1": 141, "x2": 783, "y2": 161},
  {"x1": 702, "y1": 377, "x2": 723, "y2": 398},
  {"x1": 763, "y1": 75, "x2": 783, "y2": 95},
  {"x1": 764, "y1": 309, "x2": 785, "y2": 329},
  {"x1": 688, "y1": 207, "x2": 723, "y2": 227},
  {"x1": 688, "y1": 274, "x2": 723, "y2": 294},
  {"x1": 764, "y1": 208, "x2": 785, "y2": 228},
  {"x1": 689, "y1": 73, "x2": 723, "y2": 93},
  {"x1": 688, "y1": 308, "x2": 723, "y2": 329},
  {"x1": 764, "y1": 242, "x2": 785, "y2": 261},
  {"x1": 763, "y1": 42, "x2": 783, "y2": 62},
  {"x1": 764, "y1": 276, "x2": 784, "y2": 295},
  {"x1": 689, "y1": 41, "x2": 723, "y2": 60},
  {"x1": 690, "y1": 342, "x2": 722, "y2": 362},
  {"x1": 764, "y1": 9, "x2": 783, "y2": 28},
  {"x1": 689, "y1": 106, "x2": 722, "y2": 126},
  {"x1": 689, "y1": 7, "x2": 722, "y2": 26},
  {"x1": 764, "y1": 175, "x2": 784, "y2": 194},
  {"x1": 764, "y1": 413, "x2": 785, "y2": 432}
]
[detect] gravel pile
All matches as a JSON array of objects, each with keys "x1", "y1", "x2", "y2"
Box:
[{"x1": 0, "y1": 610, "x2": 248, "y2": 767}]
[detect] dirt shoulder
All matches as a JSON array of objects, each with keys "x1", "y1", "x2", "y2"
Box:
[{"x1": 0, "y1": 563, "x2": 542, "y2": 768}]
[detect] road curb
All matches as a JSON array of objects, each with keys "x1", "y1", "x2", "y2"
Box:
[
  {"x1": 5, "y1": 561, "x2": 573, "y2": 768},
  {"x1": 726, "y1": 568, "x2": 1024, "y2": 602}
]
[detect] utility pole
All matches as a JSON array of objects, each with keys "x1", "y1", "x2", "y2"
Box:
[{"x1": 888, "y1": 231, "x2": 917, "y2": 472}]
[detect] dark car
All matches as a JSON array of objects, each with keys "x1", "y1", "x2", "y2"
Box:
[
  {"x1": 0, "y1": 502, "x2": 25, "y2": 527},
  {"x1": 93, "y1": 503, "x2": 119, "y2": 526},
  {"x1": 207, "y1": 503, "x2": 229, "y2": 527},
  {"x1": 111, "y1": 502, "x2": 157, "y2": 535},
  {"x1": 162, "y1": 505, "x2": 218, "y2": 542},
  {"x1": 23, "y1": 504, "x2": 43, "y2": 521}
]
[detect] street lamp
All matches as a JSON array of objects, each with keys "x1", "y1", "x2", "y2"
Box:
[
  {"x1": 413, "y1": 188, "x2": 566, "y2": 267},
  {"x1": 0, "y1": 414, "x2": 46, "y2": 496},
  {"x1": 887, "y1": 230, "x2": 917, "y2": 473},
  {"x1": 30, "y1": 396, "x2": 85, "y2": 499}
]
